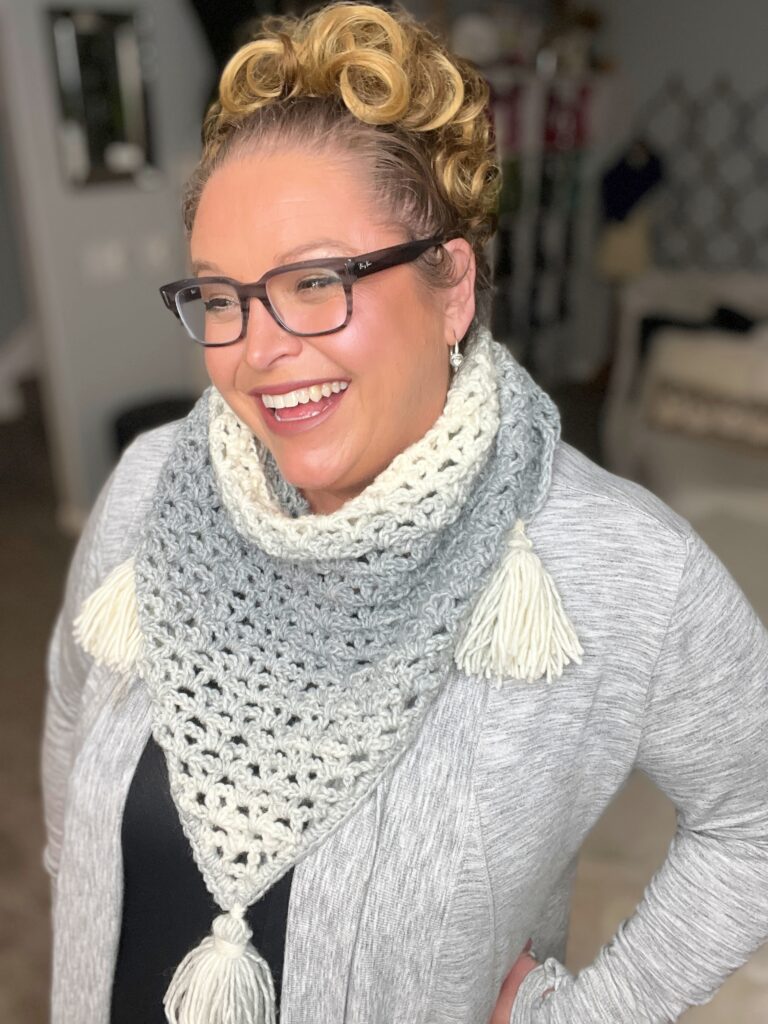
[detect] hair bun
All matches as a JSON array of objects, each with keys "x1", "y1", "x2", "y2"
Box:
[
  {"x1": 186, "y1": 3, "x2": 501, "y2": 328},
  {"x1": 217, "y1": 6, "x2": 470, "y2": 133},
  {"x1": 213, "y1": 4, "x2": 497, "y2": 209}
]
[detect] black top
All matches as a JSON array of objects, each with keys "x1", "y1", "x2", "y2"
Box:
[{"x1": 110, "y1": 735, "x2": 293, "y2": 1022}]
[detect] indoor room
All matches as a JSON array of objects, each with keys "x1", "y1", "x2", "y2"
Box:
[{"x1": 1, "y1": 2, "x2": 767, "y2": 1021}]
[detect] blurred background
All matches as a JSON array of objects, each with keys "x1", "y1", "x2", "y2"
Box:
[{"x1": 1, "y1": 0, "x2": 767, "y2": 1020}]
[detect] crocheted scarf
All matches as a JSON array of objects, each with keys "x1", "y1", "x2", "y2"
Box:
[{"x1": 75, "y1": 327, "x2": 582, "y2": 1023}]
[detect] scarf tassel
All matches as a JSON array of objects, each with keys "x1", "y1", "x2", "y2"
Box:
[
  {"x1": 454, "y1": 519, "x2": 583, "y2": 685},
  {"x1": 164, "y1": 908, "x2": 276, "y2": 1024},
  {"x1": 73, "y1": 557, "x2": 141, "y2": 672}
]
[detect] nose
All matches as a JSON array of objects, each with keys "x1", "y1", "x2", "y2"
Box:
[{"x1": 240, "y1": 295, "x2": 303, "y2": 371}]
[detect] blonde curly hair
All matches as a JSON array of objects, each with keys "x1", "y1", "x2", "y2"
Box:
[{"x1": 182, "y1": 1, "x2": 501, "y2": 329}]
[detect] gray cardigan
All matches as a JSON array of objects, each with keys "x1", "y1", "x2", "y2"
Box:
[{"x1": 42, "y1": 423, "x2": 768, "y2": 1023}]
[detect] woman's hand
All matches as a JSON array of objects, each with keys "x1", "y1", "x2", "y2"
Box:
[{"x1": 489, "y1": 939, "x2": 540, "y2": 1024}]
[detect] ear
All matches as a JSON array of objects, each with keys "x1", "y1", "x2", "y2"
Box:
[{"x1": 440, "y1": 238, "x2": 477, "y2": 347}]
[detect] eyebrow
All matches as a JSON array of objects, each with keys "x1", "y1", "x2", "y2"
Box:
[
  {"x1": 190, "y1": 259, "x2": 223, "y2": 275},
  {"x1": 190, "y1": 238, "x2": 352, "y2": 278}
]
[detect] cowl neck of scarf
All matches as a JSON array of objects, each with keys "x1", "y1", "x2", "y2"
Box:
[{"x1": 76, "y1": 328, "x2": 580, "y2": 1023}]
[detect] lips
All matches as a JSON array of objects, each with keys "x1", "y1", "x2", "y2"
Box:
[
  {"x1": 248, "y1": 377, "x2": 349, "y2": 397},
  {"x1": 253, "y1": 383, "x2": 348, "y2": 437}
]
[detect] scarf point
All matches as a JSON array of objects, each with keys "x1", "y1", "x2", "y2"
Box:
[
  {"x1": 454, "y1": 519, "x2": 582, "y2": 684},
  {"x1": 73, "y1": 556, "x2": 141, "y2": 673}
]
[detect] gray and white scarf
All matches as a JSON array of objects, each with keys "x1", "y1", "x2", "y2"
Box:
[{"x1": 75, "y1": 327, "x2": 582, "y2": 1023}]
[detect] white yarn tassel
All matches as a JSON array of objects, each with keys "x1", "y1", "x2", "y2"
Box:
[
  {"x1": 73, "y1": 557, "x2": 141, "y2": 672},
  {"x1": 454, "y1": 519, "x2": 583, "y2": 685},
  {"x1": 164, "y1": 907, "x2": 276, "y2": 1024}
]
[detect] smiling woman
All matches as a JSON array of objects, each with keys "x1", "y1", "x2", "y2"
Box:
[
  {"x1": 43, "y1": 4, "x2": 768, "y2": 1024},
  {"x1": 168, "y1": 2, "x2": 501, "y2": 520},
  {"x1": 189, "y1": 149, "x2": 471, "y2": 511}
]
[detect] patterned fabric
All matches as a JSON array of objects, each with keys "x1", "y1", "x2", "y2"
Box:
[{"x1": 132, "y1": 327, "x2": 561, "y2": 918}]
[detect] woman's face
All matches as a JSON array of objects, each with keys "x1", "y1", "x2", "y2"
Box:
[{"x1": 191, "y1": 148, "x2": 475, "y2": 513}]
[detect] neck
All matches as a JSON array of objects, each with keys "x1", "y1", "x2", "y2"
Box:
[{"x1": 301, "y1": 483, "x2": 367, "y2": 515}]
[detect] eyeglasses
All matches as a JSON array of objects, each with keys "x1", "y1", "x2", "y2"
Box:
[{"x1": 159, "y1": 236, "x2": 450, "y2": 346}]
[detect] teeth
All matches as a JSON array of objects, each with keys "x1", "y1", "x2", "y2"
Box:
[{"x1": 261, "y1": 380, "x2": 348, "y2": 409}]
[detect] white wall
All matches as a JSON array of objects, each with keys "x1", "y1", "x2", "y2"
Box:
[{"x1": 0, "y1": 0, "x2": 213, "y2": 529}]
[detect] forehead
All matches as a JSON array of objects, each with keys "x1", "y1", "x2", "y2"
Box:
[{"x1": 190, "y1": 149, "x2": 388, "y2": 273}]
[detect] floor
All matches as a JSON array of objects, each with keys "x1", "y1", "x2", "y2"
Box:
[{"x1": 1, "y1": 378, "x2": 767, "y2": 1021}]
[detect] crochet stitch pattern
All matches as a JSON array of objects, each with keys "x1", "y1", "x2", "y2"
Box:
[
  {"x1": 208, "y1": 326, "x2": 501, "y2": 559},
  {"x1": 132, "y1": 328, "x2": 561, "y2": 915}
]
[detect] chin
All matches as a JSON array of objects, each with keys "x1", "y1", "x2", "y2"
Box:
[{"x1": 270, "y1": 448, "x2": 355, "y2": 499}]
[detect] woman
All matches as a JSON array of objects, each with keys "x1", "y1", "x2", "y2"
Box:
[{"x1": 43, "y1": 4, "x2": 768, "y2": 1023}]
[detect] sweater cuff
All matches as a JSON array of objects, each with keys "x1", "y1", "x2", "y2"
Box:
[{"x1": 509, "y1": 957, "x2": 571, "y2": 1023}]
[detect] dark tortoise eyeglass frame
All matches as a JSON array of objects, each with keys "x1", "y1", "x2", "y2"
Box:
[{"x1": 159, "y1": 235, "x2": 455, "y2": 345}]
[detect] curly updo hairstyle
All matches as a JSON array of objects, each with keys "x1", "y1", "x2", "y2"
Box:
[{"x1": 182, "y1": 1, "x2": 501, "y2": 335}]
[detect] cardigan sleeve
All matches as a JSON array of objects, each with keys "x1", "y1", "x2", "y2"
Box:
[
  {"x1": 40, "y1": 423, "x2": 178, "y2": 901},
  {"x1": 510, "y1": 526, "x2": 768, "y2": 1023},
  {"x1": 41, "y1": 470, "x2": 114, "y2": 895}
]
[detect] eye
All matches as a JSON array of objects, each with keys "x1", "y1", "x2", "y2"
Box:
[
  {"x1": 295, "y1": 275, "x2": 339, "y2": 292},
  {"x1": 204, "y1": 295, "x2": 238, "y2": 311},
  {"x1": 194, "y1": 283, "x2": 241, "y2": 324}
]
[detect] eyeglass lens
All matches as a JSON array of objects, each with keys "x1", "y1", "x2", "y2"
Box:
[{"x1": 176, "y1": 266, "x2": 348, "y2": 343}]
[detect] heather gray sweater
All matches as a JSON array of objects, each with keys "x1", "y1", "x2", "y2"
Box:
[{"x1": 42, "y1": 423, "x2": 768, "y2": 1023}]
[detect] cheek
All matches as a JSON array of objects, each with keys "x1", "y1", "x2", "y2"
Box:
[
  {"x1": 204, "y1": 346, "x2": 240, "y2": 392},
  {"x1": 351, "y1": 283, "x2": 443, "y2": 394},
  {"x1": 334, "y1": 304, "x2": 446, "y2": 469}
]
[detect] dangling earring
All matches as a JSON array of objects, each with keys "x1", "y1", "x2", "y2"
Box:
[{"x1": 450, "y1": 334, "x2": 464, "y2": 369}]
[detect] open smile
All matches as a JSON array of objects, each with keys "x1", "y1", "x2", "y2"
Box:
[{"x1": 251, "y1": 381, "x2": 349, "y2": 436}]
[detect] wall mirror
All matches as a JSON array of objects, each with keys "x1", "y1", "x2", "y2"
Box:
[{"x1": 48, "y1": 8, "x2": 156, "y2": 186}]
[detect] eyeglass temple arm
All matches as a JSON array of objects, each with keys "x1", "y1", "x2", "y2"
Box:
[{"x1": 348, "y1": 238, "x2": 446, "y2": 280}]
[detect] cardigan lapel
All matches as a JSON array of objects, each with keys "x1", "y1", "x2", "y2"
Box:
[
  {"x1": 279, "y1": 781, "x2": 385, "y2": 1022},
  {"x1": 53, "y1": 670, "x2": 152, "y2": 1023},
  {"x1": 280, "y1": 668, "x2": 488, "y2": 1024}
]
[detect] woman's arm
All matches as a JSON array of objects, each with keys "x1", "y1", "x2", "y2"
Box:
[
  {"x1": 510, "y1": 527, "x2": 768, "y2": 1022},
  {"x1": 41, "y1": 473, "x2": 113, "y2": 896},
  {"x1": 40, "y1": 423, "x2": 179, "y2": 902}
]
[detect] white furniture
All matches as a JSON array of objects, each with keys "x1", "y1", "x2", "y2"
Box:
[{"x1": 600, "y1": 271, "x2": 768, "y2": 559}]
